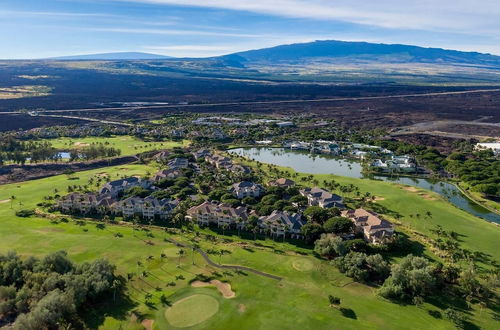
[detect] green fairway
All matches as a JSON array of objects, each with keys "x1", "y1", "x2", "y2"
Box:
[
  {"x1": 0, "y1": 163, "x2": 498, "y2": 329},
  {"x1": 239, "y1": 159, "x2": 500, "y2": 265},
  {"x1": 165, "y1": 294, "x2": 220, "y2": 328},
  {"x1": 48, "y1": 135, "x2": 189, "y2": 156}
]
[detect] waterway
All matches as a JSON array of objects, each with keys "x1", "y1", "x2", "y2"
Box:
[{"x1": 229, "y1": 147, "x2": 499, "y2": 223}]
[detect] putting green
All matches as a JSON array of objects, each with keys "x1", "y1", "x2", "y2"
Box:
[
  {"x1": 165, "y1": 294, "x2": 219, "y2": 328},
  {"x1": 292, "y1": 258, "x2": 314, "y2": 272}
]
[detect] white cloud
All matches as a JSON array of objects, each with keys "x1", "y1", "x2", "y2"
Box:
[
  {"x1": 89, "y1": 27, "x2": 265, "y2": 38},
  {"x1": 115, "y1": 0, "x2": 500, "y2": 35}
]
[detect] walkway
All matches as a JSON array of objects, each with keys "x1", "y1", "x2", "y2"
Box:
[{"x1": 166, "y1": 238, "x2": 283, "y2": 281}]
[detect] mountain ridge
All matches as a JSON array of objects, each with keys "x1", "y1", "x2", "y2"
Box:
[{"x1": 221, "y1": 40, "x2": 500, "y2": 66}]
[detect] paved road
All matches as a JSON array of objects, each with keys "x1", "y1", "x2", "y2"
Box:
[
  {"x1": 36, "y1": 114, "x2": 134, "y2": 126},
  {"x1": 167, "y1": 238, "x2": 283, "y2": 281},
  {"x1": 1, "y1": 88, "x2": 499, "y2": 115}
]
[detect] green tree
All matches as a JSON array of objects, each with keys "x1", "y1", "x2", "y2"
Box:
[
  {"x1": 323, "y1": 217, "x2": 354, "y2": 234},
  {"x1": 314, "y1": 234, "x2": 347, "y2": 258}
]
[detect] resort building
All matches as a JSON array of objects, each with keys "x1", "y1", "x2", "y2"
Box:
[
  {"x1": 192, "y1": 149, "x2": 211, "y2": 160},
  {"x1": 58, "y1": 193, "x2": 114, "y2": 214},
  {"x1": 99, "y1": 177, "x2": 152, "y2": 197},
  {"x1": 152, "y1": 169, "x2": 183, "y2": 182},
  {"x1": 231, "y1": 181, "x2": 265, "y2": 199},
  {"x1": 168, "y1": 157, "x2": 189, "y2": 169},
  {"x1": 268, "y1": 178, "x2": 296, "y2": 188},
  {"x1": 300, "y1": 187, "x2": 344, "y2": 209},
  {"x1": 114, "y1": 196, "x2": 178, "y2": 219},
  {"x1": 185, "y1": 201, "x2": 250, "y2": 227},
  {"x1": 342, "y1": 208, "x2": 394, "y2": 244},
  {"x1": 258, "y1": 211, "x2": 305, "y2": 238}
]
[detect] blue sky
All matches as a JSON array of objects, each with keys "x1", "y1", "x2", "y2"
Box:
[{"x1": 1, "y1": 0, "x2": 499, "y2": 58}]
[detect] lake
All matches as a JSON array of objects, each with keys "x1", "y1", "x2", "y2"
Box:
[{"x1": 229, "y1": 147, "x2": 500, "y2": 224}]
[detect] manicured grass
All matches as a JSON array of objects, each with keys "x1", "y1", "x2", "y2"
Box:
[
  {"x1": 48, "y1": 136, "x2": 189, "y2": 156},
  {"x1": 164, "y1": 294, "x2": 220, "y2": 328},
  {"x1": 0, "y1": 163, "x2": 498, "y2": 329},
  {"x1": 239, "y1": 159, "x2": 500, "y2": 265}
]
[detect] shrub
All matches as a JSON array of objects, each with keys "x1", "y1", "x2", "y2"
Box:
[{"x1": 15, "y1": 209, "x2": 35, "y2": 218}]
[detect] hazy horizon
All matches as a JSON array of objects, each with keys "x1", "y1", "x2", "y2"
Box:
[{"x1": 1, "y1": 0, "x2": 500, "y2": 59}]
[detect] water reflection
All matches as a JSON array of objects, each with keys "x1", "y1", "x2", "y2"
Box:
[{"x1": 229, "y1": 147, "x2": 499, "y2": 223}]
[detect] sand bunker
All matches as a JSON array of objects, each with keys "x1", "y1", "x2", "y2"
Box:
[
  {"x1": 0, "y1": 199, "x2": 10, "y2": 204},
  {"x1": 74, "y1": 142, "x2": 90, "y2": 147},
  {"x1": 402, "y1": 186, "x2": 419, "y2": 193},
  {"x1": 419, "y1": 193, "x2": 437, "y2": 201},
  {"x1": 141, "y1": 319, "x2": 154, "y2": 330},
  {"x1": 191, "y1": 280, "x2": 235, "y2": 298}
]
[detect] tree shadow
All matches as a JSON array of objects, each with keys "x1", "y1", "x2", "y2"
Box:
[
  {"x1": 428, "y1": 310, "x2": 442, "y2": 319},
  {"x1": 383, "y1": 232, "x2": 426, "y2": 259},
  {"x1": 339, "y1": 307, "x2": 357, "y2": 319},
  {"x1": 81, "y1": 290, "x2": 137, "y2": 329}
]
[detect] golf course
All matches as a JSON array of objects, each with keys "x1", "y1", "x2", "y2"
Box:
[
  {"x1": 48, "y1": 136, "x2": 190, "y2": 156},
  {"x1": 0, "y1": 160, "x2": 498, "y2": 329}
]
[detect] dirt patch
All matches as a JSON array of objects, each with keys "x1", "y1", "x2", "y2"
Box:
[
  {"x1": 191, "y1": 280, "x2": 235, "y2": 298},
  {"x1": 0, "y1": 199, "x2": 10, "y2": 204},
  {"x1": 141, "y1": 319, "x2": 154, "y2": 330},
  {"x1": 238, "y1": 304, "x2": 246, "y2": 313},
  {"x1": 96, "y1": 172, "x2": 109, "y2": 177}
]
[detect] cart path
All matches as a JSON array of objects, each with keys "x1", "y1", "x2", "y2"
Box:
[{"x1": 166, "y1": 238, "x2": 283, "y2": 281}]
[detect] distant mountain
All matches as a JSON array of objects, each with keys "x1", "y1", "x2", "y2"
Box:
[
  {"x1": 52, "y1": 52, "x2": 172, "y2": 60},
  {"x1": 223, "y1": 40, "x2": 500, "y2": 66}
]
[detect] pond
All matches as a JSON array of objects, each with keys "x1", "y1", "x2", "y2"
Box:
[
  {"x1": 57, "y1": 152, "x2": 71, "y2": 159},
  {"x1": 229, "y1": 147, "x2": 500, "y2": 224}
]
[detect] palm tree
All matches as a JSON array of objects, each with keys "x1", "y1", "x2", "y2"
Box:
[
  {"x1": 235, "y1": 217, "x2": 242, "y2": 237},
  {"x1": 136, "y1": 261, "x2": 142, "y2": 274},
  {"x1": 221, "y1": 223, "x2": 229, "y2": 236},
  {"x1": 176, "y1": 249, "x2": 185, "y2": 267},
  {"x1": 112, "y1": 278, "x2": 121, "y2": 302},
  {"x1": 191, "y1": 243, "x2": 200, "y2": 265}
]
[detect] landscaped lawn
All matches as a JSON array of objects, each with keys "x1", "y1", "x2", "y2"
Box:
[{"x1": 0, "y1": 163, "x2": 498, "y2": 329}]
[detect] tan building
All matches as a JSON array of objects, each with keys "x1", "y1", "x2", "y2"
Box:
[
  {"x1": 300, "y1": 187, "x2": 344, "y2": 209},
  {"x1": 114, "y1": 196, "x2": 178, "y2": 219},
  {"x1": 259, "y1": 210, "x2": 304, "y2": 238},
  {"x1": 342, "y1": 208, "x2": 394, "y2": 244},
  {"x1": 185, "y1": 201, "x2": 250, "y2": 227},
  {"x1": 268, "y1": 178, "x2": 296, "y2": 188}
]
